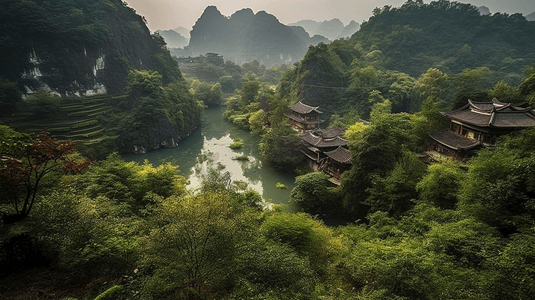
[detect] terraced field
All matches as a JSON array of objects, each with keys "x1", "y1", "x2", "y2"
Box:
[{"x1": 2, "y1": 94, "x2": 121, "y2": 147}]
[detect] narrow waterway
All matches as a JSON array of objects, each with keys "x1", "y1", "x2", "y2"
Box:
[{"x1": 123, "y1": 106, "x2": 298, "y2": 211}]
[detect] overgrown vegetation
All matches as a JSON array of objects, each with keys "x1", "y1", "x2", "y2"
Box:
[
  {"x1": 2, "y1": 125, "x2": 534, "y2": 299},
  {"x1": 2, "y1": 0, "x2": 535, "y2": 299}
]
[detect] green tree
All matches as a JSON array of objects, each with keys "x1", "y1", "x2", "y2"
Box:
[
  {"x1": 290, "y1": 172, "x2": 340, "y2": 215},
  {"x1": 259, "y1": 125, "x2": 303, "y2": 171},
  {"x1": 425, "y1": 217, "x2": 501, "y2": 268},
  {"x1": 248, "y1": 109, "x2": 268, "y2": 136},
  {"x1": 453, "y1": 67, "x2": 494, "y2": 108},
  {"x1": 218, "y1": 75, "x2": 237, "y2": 93},
  {"x1": 488, "y1": 80, "x2": 517, "y2": 103},
  {"x1": 29, "y1": 190, "x2": 140, "y2": 277},
  {"x1": 126, "y1": 69, "x2": 164, "y2": 99},
  {"x1": 487, "y1": 228, "x2": 535, "y2": 299},
  {"x1": 241, "y1": 59, "x2": 265, "y2": 77},
  {"x1": 328, "y1": 109, "x2": 361, "y2": 130},
  {"x1": 233, "y1": 238, "x2": 315, "y2": 299},
  {"x1": 369, "y1": 96, "x2": 392, "y2": 124},
  {"x1": 365, "y1": 151, "x2": 427, "y2": 217},
  {"x1": 143, "y1": 191, "x2": 251, "y2": 298},
  {"x1": 261, "y1": 212, "x2": 343, "y2": 277},
  {"x1": 518, "y1": 66, "x2": 535, "y2": 105},
  {"x1": 238, "y1": 75, "x2": 260, "y2": 106},
  {"x1": 190, "y1": 79, "x2": 222, "y2": 107},
  {"x1": 458, "y1": 128, "x2": 535, "y2": 234},
  {"x1": 416, "y1": 161, "x2": 464, "y2": 209},
  {"x1": 341, "y1": 113, "x2": 419, "y2": 216},
  {"x1": 82, "y1": 153, "x2": 187, "y2": 213},
  {"x1": 344, "y1": 121, "x2": 369, "y2": 141},
  {"x1": 417, "y1": 68, "x2": 449, "y2": 100}
]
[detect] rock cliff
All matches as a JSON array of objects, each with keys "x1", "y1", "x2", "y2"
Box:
[
  {"x1": 0, "y1": 0, "x2": 200, "y2": 156},
  {"x1": 188, "y1": 7, "x2": 315, "y2": 66},
  {"x1": 0, "y1": 0, "x2": 180, "y2": 98}
]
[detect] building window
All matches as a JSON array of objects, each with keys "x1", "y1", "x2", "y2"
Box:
[{"x1": 451, "y1": 123, "x2": 460, "y2": 134}]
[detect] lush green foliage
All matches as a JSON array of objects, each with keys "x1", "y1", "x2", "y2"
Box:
[
  {"x1": 2, "y1": 123, "x2": 535, "y2": 299},
  {"x1": 290, "y1": 172, "x2": 341, "y2": 215},
  {"x1": 3, "y1": 1, "x2": 535, "y2": 299},
  {"x1": 277, "y1": 0, "x2": 535, "y2": 123},
  {"x1": 98, "y1": 69, "x2": 202, "y2": 154},
  {"x1": 229, "y1": 138, "x2": 244, "y2": 150},
  {"x1": 189, "y1": 79, "x2": 223, "y2": 107}
]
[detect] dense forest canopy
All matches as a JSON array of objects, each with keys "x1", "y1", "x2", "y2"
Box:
[
  {"x1": 2, "y1": 0, "x2": 535, "y2": 299},
  {"x1": 278, "y1": 0, "x2": 535, "y2": 120},
  {"x1": 353, "y1": 0, "x2": 535, "y2": 77}
]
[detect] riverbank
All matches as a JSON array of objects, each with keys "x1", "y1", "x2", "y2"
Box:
[{"x1": 123, "y1": 106, "x2": 298, "y2": 210}]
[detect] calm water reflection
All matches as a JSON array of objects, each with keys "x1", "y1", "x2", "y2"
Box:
[{"x1": 123, "y1": 106, "x2": 297, "y2": 210}]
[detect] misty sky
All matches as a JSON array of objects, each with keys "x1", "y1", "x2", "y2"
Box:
[{"x1": 124, "y1": 0, "x2": 535, "y2": 31}]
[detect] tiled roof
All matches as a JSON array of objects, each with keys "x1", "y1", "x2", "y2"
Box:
[
  {"x1": 318, "y1": 127, "x2": 345, "y2": 139},
  {"x1": 288, "y1": 101, "x2": 322, "y2": 114},
  {"x1": 324, "y1": 146, "x2": 351, "y2": 164},
  {"x1": 442, "y1": 99, "x2": 535, "y2": 128},
  {"x1": 300, "y1": 132, "x2": 348, "y2": 148},
  {"x1": 428, "y1": 129, "x2": 481, "y2": 150}
]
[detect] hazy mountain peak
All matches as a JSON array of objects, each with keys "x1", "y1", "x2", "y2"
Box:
[
  {"x1": 478, "y1": 6, "x2": 491, "y2": 15},
  {"x1": 289, "y1": 18, "x2": 359, "y2": 41},
  {"x1": 526, "y1": 11, "x2": 535, "y2": 21},
  {"x1": 200, "y1": 6, "x2": 225, "y2": 20},
  {"x1": 156, "y1": 29, "x2": 189, "y2": 48},
  {"x1": 188, "y1": 7, "x2": 320, "y2": 66},
  {"x1": 316, "y1": 18, "x2": 345, "y2": 40},
  {"x1": 231, "y1": 8, "x2": 254, "y2": 19},
  {"x1": 339, "y1": 20, "x2": 360, "y2": 38},
  {"x1": 173, "y1": 26, "x2": 191, "y2": 37}
]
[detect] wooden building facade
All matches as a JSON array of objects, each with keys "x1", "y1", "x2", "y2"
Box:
[
  {"x1": 286, "y1": 101, "x2": 324, "y2": 133},
  {"x1": 321, "y1": 146, "x2": 352, "y2": 183},
  {"x1": 428, "y1": 99, "x2": 535, "y2": 162},
  {"x1": 299, "y1": 127, "x2": 351, "y2": 184}
]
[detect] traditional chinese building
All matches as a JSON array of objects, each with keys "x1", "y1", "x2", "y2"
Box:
[
  {"x1": 285, "y1": 101, "x2": 324, "y2": 133},
  {"x1": 299, "y1": 127, "x2": 351, "y2": 184},
  {"x1": 428, "y1": 99, "x2": 535, "y2": 162},
  {"x1": 320, "y1": 146, "x2": 351, "y2": 184}
]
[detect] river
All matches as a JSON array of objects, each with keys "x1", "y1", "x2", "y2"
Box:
[{"x1": 123, "y1": 106, "x2": 298, "y2": 211}]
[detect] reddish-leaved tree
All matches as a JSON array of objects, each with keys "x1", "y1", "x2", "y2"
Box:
[{"x1": 0, "y1": 131, "x2": 90, "y2": 223}]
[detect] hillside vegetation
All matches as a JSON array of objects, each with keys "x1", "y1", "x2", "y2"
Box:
[
  {"x1": 0, "y1": 0, "x2": 202, "y2": 157},
  {"x1": 2, "y1": 1, "x2": 535, "y2": 299},
  {"x1": 278, "y1": 0, "x2": 535, "y2": 119}
]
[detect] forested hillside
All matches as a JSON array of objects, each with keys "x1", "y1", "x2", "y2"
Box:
[
  {"x1": 279, "y1": 0, "x2": 535, "y2": 119},
  {"x1": 0, "y1": 0, "x2": 202, "y2": 157},
  {"x1": 0, "y1": 0, "x2": 181, "y2": 95},
  {"x1": 2, "y1": 0, "x2": 535, "y2": 299}
]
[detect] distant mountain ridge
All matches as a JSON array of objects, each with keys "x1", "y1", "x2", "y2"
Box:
[
  {"x1": 156, "y1": 29, "x2": 189, "y2": 48},
  {"x1": 289, "y1": 19, "x2": 360, "y2": 40},
  {"x1": 526, "y1": 11, "x2": 535, "y2": 21},
  {"x1": 187, "y1": 6, "x2": 321, "y2": 66},
  {"x1": 173, "y1": 26, "x2": 191, "y2": 37}
]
